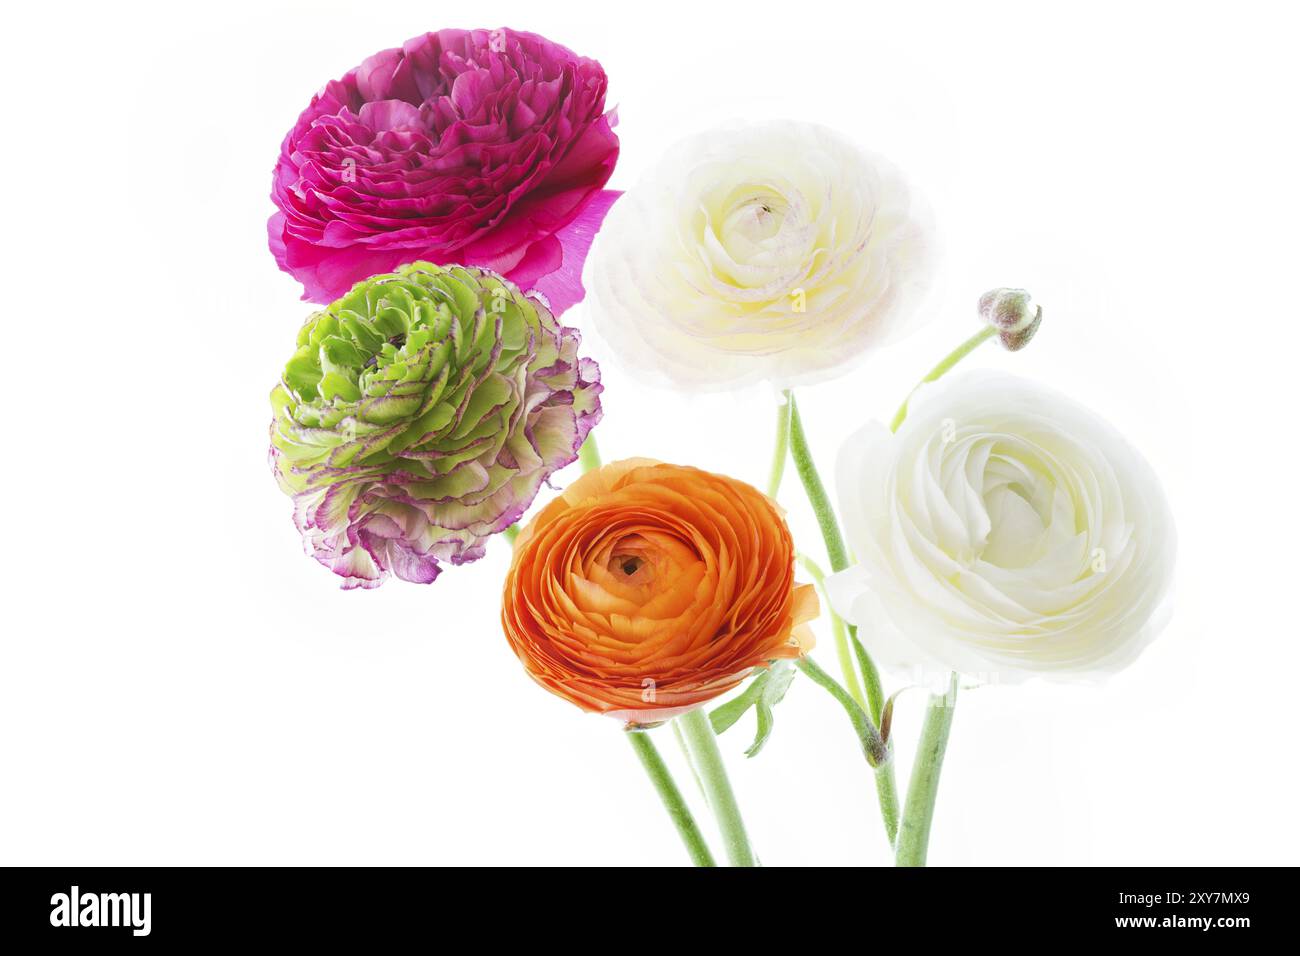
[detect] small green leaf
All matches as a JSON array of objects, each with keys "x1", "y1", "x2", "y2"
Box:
[
  {"x1": 745, "y1": 704, "x2": 775, "y2": 757},
  {"x1": 709, "y1": 673, "x2": 767, "y2": 735},
  {"x1": 761, "y1": 660, "x2": 796, "y2": 707},
  {"x1": 707, "y1": 661, "x2": 797, "y2": 758}
]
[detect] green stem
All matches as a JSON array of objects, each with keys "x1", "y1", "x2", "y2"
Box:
[
  {"x1": 797, "y1": 554, "x2": 866, "y2": 713},
  {"x1": 796, "y1": 658, "x2": 897, "y2": 844},
  {"x1": 787, "y1": 393, "x2": 885, "y2": 722},
  {"x1": 625, "y1": 730, "x2": 717, "y2": 867},
  {"x1": 767, "y1": 395, "x2": 792, "y2": 498},
  {"x1": 786, "y1": 392, "x2": 851, "y2": 572},
  {"x1": 578, "y1": 432, "x2": 602, "y2": 472},
  {"x1": 795, "y1": 658, "x2": 889, "y2": 767},
  {"x1": 787, "y1": 392, "x2": 899, "y2": 845},
  {"x1": 502, "y1": 525, "x2": 519, "y2": 545},
  {"x1": 889, "y1": 326, "x2": 996, "y2": 432},
  {"x1": 676, "y1": 707, "x2": 756, "y2": 866},
  {"x1": 875, "y1": 761, "x2": 901, "y2": 848},
  {"x1": 848, "y1": 629, "x2": 886, "y2": 728},
  {"x1": 896, "y1": 673, "x2": 959, "y2": 867},
  {"x1": 671, "y1": 718, "x2": 706, "y2": 801}
]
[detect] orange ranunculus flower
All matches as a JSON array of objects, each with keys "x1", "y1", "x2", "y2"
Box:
[{"x1": 501, "y1": 458, "x2": 818, "y2": 723}]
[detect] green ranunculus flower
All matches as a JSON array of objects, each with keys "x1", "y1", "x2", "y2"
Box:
[{"x1": 269, "y1": 262, "x2": 602, "y2": 589}]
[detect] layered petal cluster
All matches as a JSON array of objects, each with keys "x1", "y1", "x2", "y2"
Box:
[
  {"x1": 827, "y1": 372, "x2": 1176, "y2": 681},
  {"x1": 502, "y1": 460, "x2": 818, "y2": 722},
  {"x1": 269, "y1": 263, "x2": 602, "y2": 589},
  {"x1": 269, "y1": 28, "x2": 620, "y2": 310},
  {"x1": 588, "y1": 121, "x2": 935, "y2": 390}
]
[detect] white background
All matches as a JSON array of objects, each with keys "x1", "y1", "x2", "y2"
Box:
[{"x1": 3, "y1": 0, "x2": 1298, "y2": 866}]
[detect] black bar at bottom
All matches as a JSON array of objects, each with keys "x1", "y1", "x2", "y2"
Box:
[{"x1": 0, "y1": 866, "x2": 1285, "y2": 943}]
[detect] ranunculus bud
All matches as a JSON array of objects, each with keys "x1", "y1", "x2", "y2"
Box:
[
  {"x1": 978, "y1": 287, "x2": 1042, "y2": 351},
  {"x1": 501, "y1": 460, "x2": 818, "y2": 723},
  {"x1": 269, "y1": 263, "x2": 602, "y2": 589}
]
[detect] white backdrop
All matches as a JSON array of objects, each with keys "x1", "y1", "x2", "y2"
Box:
[{"x1": 3, "y1": 0, "x2": 1298, "y2": 865}]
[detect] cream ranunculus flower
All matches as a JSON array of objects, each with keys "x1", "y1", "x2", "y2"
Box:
[
  {"x1": 588, "y1": 121, "x2": 936, "y2": 390},
  {"x1": 826, "y1": 371, "x2": 1176, "y2": 682}
]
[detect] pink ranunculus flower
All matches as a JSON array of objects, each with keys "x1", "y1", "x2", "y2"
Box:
[{"x1": 268, "y1": 28, "x2": 620, "y2": 312}]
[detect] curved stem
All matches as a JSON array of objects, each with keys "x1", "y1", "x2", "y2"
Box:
[
  {"x1": 796, "y1": 657, "x2": 888, "y2": 767},
  {"x1": 889, "y1": 326, "x2": 996, "y2": 432},
  {"x1": 578, "y1": 432, "x2": 602, "y2": 472},
  {"x1": 676, "y1": 707, "x2": 756, "y2": 866},
  {"x1": 625, "y1": 729, "x2": 716, "y2": 867},
  {"x1": 787, "y1": 393, "x2": 886, "y2": 721},
  {"x1": 896, "y1": 673, "x2": 959, "y2": 867},
  {"x1": 786, "y1": 392, "x2": 851, "y2": 572},
  {"x1": 796, "y1": 658, "x2": 898, "y2": 844},
  {"x1": 787, "y1": 392, "x2": 899, "y2": 845},
  {"x1": 797, "y1": 554, "x2": 866, "y2": 713},
  {"x1": 767, "y1": 394, "x2": 792, "y2": 498}
]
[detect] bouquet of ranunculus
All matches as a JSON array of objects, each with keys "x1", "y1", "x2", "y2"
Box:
[{"x1": 263, "y1": 27, "x2": 1175, "y2": 867}]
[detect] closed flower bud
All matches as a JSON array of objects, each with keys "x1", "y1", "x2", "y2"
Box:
[{"x1": 978, "y1": 287, "x2": 1041, "y2": 351}]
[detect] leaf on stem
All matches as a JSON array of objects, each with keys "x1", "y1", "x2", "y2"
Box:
[{"x1": 708, "y1": 661, "x2": 797, "y2": 757}]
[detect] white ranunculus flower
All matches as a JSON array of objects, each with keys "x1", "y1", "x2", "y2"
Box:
[
  {"x1": 826, "y1": 372, "x2": 1176, "y2": 682},
  {"x1": 588, "y1": 121, "x2": 936, "y2": 390}
]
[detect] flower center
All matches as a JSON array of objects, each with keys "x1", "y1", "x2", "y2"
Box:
[
  {"x1": 722, "y1": 191, "x2": 788, "y2": 244},
  {"x1": 976, "y1": 448, "x2": 1076, "y2": 570},
  {"x1": 609, "y1": 549, "x2": 651, "y2": 582},
  {"x1": 364, "y1": 335, "x2": 407, "y2": 370}
]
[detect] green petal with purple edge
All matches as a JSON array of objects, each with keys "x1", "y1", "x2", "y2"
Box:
[{"x1": 268, "y1": 263, "x2": 603, "y2": 589}]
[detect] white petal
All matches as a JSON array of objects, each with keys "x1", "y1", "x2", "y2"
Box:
[
  {"x1": 586, "y1": 121, "x2": 937, "y2": 391},
  {"x1": 833, "y1": 370, "x2": 1177, "y2": 683}
]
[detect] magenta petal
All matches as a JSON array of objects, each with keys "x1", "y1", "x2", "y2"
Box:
[
  {"x1": 279, "y1": 233, "x2": 422, "y2": 303},
  {"x1": 267, "y1": 28, "x2": 620, "y2": 304},
  {"x1": 526, "y1": 190, "x2": 622, "y2": 315},
  {"x1": 503, "y1": 235, "x2": 564, "y2": 296},
  {"x1": 268, "y1": 212, "x2": 288, "y2": 271},
  {"x1": 358, "y1": 99, "x2": 424, "y2": 130}
]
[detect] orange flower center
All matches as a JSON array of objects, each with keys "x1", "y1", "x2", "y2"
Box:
[{"x1": 582, "y1": 530, "x2": 702, "y2": 614}]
